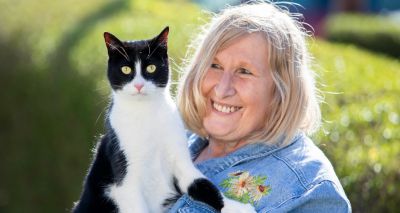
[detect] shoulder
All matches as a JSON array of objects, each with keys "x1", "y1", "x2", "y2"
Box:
[
  {"x1": 273, "y1": 135, "x2": 340, "y2": 189},
  {"x1": 265, "y1": 135, "x2": 351, "y2": 212},
  {"x1": 205, "y1": 134, "x2": 351, "y2": 212},
  {"x1": 258, "y1": 180, "x2": 351, "y2": 213}
]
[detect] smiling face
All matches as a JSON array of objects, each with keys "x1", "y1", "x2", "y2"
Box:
[{"x1": 201, "y1": 33, "x2": 274, "y2": 143}]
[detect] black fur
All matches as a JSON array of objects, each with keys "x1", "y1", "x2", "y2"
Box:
[
  {"x1": 104, "y1": 27, "x2": 169, "y2": 90},
  {"x1": 188, "y1": 178, "x2": 224, "y2": 211},
  {"x1": 73, "y1": 124, "x2": 127, "y2": 213},
  {"x1": 163, "y1": 176, "x2": 183, "y2": 208}
]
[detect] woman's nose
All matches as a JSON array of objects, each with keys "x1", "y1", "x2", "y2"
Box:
[{"x1": 214, "y1": 71, "x2": 235, "y2": 98}]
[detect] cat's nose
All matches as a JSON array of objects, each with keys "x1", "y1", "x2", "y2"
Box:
[{"x1": 134, "y1": 84, "x2": 144, "y2": 92}]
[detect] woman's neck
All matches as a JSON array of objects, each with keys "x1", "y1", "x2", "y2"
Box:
[{"x1": 194, "y1": 138, "x2": 249, "y2": 163}]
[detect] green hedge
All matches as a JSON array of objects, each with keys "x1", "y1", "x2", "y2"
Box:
[
  {"x1": 324, "y1": 13, "x2": 400, "y2": 58},
  {"x1": 0, "y1": 0, "x2": 202, "y2": 212},
  {"x1": 1, "y1": 0, "x2": 399, "y2": 212},
  {"x1": 0, "y1": 39, "x2": 102, "y2": 212},
  {"x1": 310, "y1": 40, "x2": 400, "y2": 213}
]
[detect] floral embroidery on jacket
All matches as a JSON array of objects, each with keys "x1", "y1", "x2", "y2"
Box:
[{"x1": 220, "y1": 171, "x2": 271, "y2": 205}]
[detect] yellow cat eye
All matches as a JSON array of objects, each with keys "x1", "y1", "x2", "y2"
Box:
[
  {"x1": 121, "y1": 66, "x2": 132, "y2": 75},
  {"x1": 146, "y1": 64, "x2": 156, "y2": 73}
]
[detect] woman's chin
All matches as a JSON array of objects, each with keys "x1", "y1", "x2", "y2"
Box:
[{"x1": 204, "y1": 121, "x2": 235, "y2": 139}]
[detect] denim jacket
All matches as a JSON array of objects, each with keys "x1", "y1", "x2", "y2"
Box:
[{"x1": 169, "y1": 132, "x2": 351, "y2": 213}]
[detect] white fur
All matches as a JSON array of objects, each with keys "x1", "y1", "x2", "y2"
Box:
[{"x1": 105, "y1": 62, "x2": 255, "y2": 213}]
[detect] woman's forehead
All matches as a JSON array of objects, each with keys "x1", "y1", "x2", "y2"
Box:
[{"x1": 214, "y1": 33, "x2": 269, "y2": 69}]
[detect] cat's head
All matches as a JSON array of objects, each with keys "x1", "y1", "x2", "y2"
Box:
[{"x1": 104, "y1": 27, "x2": 169, "y2": 98}]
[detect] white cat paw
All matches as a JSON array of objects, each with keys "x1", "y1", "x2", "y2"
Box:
[{"x1": 221, "y1": 199, "x2": 256, "y2": 213}]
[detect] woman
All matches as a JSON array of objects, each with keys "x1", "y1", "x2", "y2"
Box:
[{"x1": 170, "y1": 2, "x2": 351, "y2": 212}]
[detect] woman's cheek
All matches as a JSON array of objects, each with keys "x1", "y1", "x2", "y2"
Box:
[{"x1": 202, "y1": 70, "x2": 219, "y2": 94}]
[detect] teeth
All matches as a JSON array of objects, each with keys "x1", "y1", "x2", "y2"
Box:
[{"x1": 213, "y1": 102, "x2": 240, "y2": 113}]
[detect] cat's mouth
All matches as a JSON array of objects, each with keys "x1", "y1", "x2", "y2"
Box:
[{"x1": 211, "y1": 100, "x2": 242, "y2": 114}]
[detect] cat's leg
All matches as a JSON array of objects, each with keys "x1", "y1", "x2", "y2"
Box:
[
  {"x1": 107, "y1": 184, "x2": 149, "y2": 213},
  {"x1": 169, "y1": 139, "x2": 255, "y2": 213},
  {"x1": 73, "y1": 136, "x2": 118, "y2": 213},
  {"x1": 167, "y1": 142, "x2": 222, "y2": 210},
  {"x1": 221, "y1": 197, "x2": 256, "y2": 213},
  {"x1": 174, "y1": 168, "x2": 255, "y2": 212}
]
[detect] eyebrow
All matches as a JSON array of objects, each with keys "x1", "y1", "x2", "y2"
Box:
[
  {"x1": 211, "y1": 56, "x2": 221, "y2": 64},
  {"x1": 238, "y1": 61, "x2": 255, "y2": 69},
  {"x1": 214, "y1": 55, "x2": 259, "y2": 71}
]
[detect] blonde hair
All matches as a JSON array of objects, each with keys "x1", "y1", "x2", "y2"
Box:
[{"x1": 177, "y1": 1, "x2": 321, "y2": 146}]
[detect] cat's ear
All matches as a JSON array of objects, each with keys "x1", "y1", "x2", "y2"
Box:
[
  {"x1": 104, "y1": 32, "x2": 125, "y2": 54},
  {"x1": 154, "y1": 26, "x2": 169, "y2": 48}
]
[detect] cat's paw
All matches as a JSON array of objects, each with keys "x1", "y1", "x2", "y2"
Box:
[{"x1": 221, "y1": 199, "x2": 256, "y2": 213}]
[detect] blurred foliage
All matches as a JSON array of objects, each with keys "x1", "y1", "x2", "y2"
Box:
[
  {"x1": 324, "y1": 13, "x2": 400, "y2": 58},
  {"x1": 0, "y1": 0, "x2": 203, "y2": 212},
  {"x1": 0, "y1": 37, "x2": 102, "y2": 212},
  {"x1": 0, "y1": 0, "x2": 399, "y2": 212},
  {"x1": 310, "y1": 40, "x2": 400, "y2": 213}
]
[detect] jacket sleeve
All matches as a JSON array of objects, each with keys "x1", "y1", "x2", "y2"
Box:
[
  {"x1": 262, "y1": 180, "x2": 351, "y2": 213},
  {"x1": 168, "y1": 194, "x2": 219, "y2": 213}
]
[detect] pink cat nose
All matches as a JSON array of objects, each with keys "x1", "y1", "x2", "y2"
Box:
[{"x1": 134, "y1": 84, "x2": 144, "y2": 92}]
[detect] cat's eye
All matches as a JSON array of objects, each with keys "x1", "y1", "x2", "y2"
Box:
[
  {"x1": 121, "y1": 66, "x2": 132, "y2": 75},
  {"x1": 146, "y1": 64, "x2": 156, "y2": 73}
]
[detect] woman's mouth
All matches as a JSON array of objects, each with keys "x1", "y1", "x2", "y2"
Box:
[{"x1": 212, "y1": 100, "x2": 242, "y2": 113}]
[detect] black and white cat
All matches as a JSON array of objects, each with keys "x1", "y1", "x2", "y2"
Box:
[{"x1": 73, "y1": 27, "x2": 255, "y2": 213}]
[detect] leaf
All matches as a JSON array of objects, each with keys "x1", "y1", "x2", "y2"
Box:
[{"x1": 220, "y1": 177, "x2": 234, "y2": 188}]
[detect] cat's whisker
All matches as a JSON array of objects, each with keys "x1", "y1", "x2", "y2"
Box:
[
  {"x1": 95, "y1": 94, "x2": 110, "y2": 104},
  {"x1": 94, "y1": 106, "x2": 108, "y2": 126},
  {"x1": 169, "y1": 81, "x2": 180, "y2": 86},
  {"x1": 121, "y1": 48, "x2": 130, "y2": 62},
  {"x1": 169, "y1": 57, "x2": 180, "y2": 71},
  {"x1": 147, "y1": 41, "x2": 163, "y2": 59},
  {"x1": 169, "y1": 56, "x2": 186, "y2": 82},
  {"x1": 169, "y1": 56, "x2": 181, "y2": 66},
  {"x1": 106, "y1": 42, "x2": 130, "y2": 61},
  {"x1": 95, "y1": 83, "x2": 111, "y2": 92},
  {"x1": 147, "y1": 41, "x2": 151, "y2": 59},
  {"x1": 109, "y1": 84, "x2": 124, "y2": 90}
]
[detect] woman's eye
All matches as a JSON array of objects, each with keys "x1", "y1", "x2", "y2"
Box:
[
  {"x1": 211, "y1": 63, "x2": 222, "y2": 69},
  {"x1": 238, "y1": 68, "x2": 252, "y2": 75},
  {"x1": 121, "y1": 66, "x2": 132, "y2": 75}
]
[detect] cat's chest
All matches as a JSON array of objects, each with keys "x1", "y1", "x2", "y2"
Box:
[
  {"x1": 111, "y1": 106, "x2": 161, "y2": 129},
  {"x1": 111, "y1": 103, "x2": 168, "y2": 135},
  {"x1": 109, "y1": 98, "x2": 183, "y2": 150}
]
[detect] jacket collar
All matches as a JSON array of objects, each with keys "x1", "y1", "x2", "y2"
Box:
[{"x1": 188, "y1": 132, "x2": 304, "y2": 177}]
